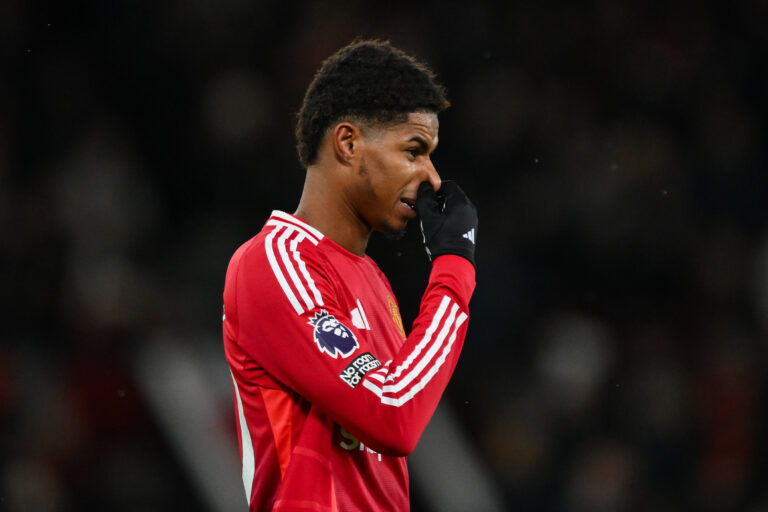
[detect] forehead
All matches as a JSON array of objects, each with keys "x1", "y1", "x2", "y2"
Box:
[
  {"x1": 404, "y1": 112, "x2": 439, "y2": 133},
  {"x1": 398, "y1": 112, "x2": 439, "y2": 138},
  {"x1": 372, "y1": 112, "x2": 439, "y2": 143}
]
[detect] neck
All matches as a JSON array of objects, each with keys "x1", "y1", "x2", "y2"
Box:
[{"x1": 293, "y1": 165, "x2": 371, "y2": 256}]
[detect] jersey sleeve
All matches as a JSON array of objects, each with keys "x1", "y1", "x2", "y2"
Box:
[{"x1": 226, "y1": 225, "x2": 476, "y2": 457}]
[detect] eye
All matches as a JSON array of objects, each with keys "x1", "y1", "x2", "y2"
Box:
[{"x1": 405, "y1": 148, "x2": 419, "y2": 158}]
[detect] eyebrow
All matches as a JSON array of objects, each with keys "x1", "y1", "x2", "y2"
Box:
[{"x1": 408, "y1": 136, "x2": 430, "y2": 152}]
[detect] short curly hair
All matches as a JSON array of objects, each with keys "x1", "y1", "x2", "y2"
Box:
[{"x1": 295, "y1": 40, "x2": 450, "y2": 167}]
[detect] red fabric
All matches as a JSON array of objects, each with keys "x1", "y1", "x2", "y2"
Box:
[
  {"x1": 260, "y1": 387, "x2": 297, "y2": 479},
  {"x1": 223, "y1": 211, "x2": 475, "y2": 511}
]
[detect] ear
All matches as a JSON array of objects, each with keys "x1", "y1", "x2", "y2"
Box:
[{"x1": 331, "y1": 121, "x2": 362, "y2": 165}]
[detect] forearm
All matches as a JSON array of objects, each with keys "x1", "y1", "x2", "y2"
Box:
[{"x1": 335, "y1": 256, "x2": 475, "y2": 455}]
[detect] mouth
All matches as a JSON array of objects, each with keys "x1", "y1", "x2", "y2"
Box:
[{"x1": 399, "y1": 197, "x2": 416, "y2": 211}]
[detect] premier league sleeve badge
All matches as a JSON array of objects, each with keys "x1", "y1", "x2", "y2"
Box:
[{"x1": 308, "y1": 310, "x2": 359, "y2": 358}]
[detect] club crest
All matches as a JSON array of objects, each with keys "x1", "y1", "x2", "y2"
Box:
[
  {"x1": 387, "y1": 295, "x2": 406, "y2": 340},
  {"x1": 308, "y1": 310, "x2": 359, "y2": 358}
]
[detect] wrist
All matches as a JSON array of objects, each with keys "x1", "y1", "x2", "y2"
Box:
[
  {"x1": 429, "y1": 241, "x2": 475, "y2": 268},
  {"x1": 431, "y1": 254, "x2": 476, "y2": 275},
  {"x1": 428, "y1": 255, "x2": 476, "y2": 304}
]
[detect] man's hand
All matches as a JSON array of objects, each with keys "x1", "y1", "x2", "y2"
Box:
[{"x1": 416, "y1": 181, "x2": 478, "y2": 266}]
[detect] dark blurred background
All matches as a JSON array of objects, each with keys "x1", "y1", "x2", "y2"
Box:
[{"x1": 2, "y1": 1, "x2": 768, "y2": 510}]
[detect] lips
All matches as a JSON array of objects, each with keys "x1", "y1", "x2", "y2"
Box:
[{"x1": 398, "y1": 197, "x2": 417, "y2": 219}]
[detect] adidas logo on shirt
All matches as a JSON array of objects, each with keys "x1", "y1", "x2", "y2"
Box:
[
  {"x1": 350, "y1": 299, "x2": 371, "y2": 330},
  {"x1": 462, "y1": 228, "x2": 475, "y2": 244}
]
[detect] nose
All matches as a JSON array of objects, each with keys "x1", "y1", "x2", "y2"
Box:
[{"x1": 423, "y1": 158, "x2": 441, "y2": 191}]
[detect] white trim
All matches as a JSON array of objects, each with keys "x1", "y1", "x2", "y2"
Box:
[
  {"x1": 383, "y1": 303, "x2": 459, "y2": 394},
  {"x1": 290, "y1": 234, "x2": 323, "y2": 307},
  {"x1": 385, "y1": 312, "x2": 467, "y2": 406},
  {"x1": 265, "y1": 225, "x2": 304, "y2": 315},
  {"x1": 367, "y1": 372, "x2": 386, "y2": 383},
  {"x1": 363, "y1": 378, "x2": 384, "y2": 397},
  {"x1": 230, "y1": 371, "x2": 255, "y2": 505},
  {"x1": 277, "y1": 227, "x2": 315, "y2": 311},
  {"x1": 271, "y1": 211, "x2": 324, "y2": 240},
  {"x1": 266, "y1": 219, "x2": 319, "y2": 245},
  {"x1": 386, "y1": 296, "x2": 451, "y2": 382},
  {"x1": 363, "y1": 310, "x2": 467, "y2": 407}
]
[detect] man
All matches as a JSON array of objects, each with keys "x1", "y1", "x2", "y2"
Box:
[{"x1": 222, "y1": 40, "x2": 478, "y2": 511}]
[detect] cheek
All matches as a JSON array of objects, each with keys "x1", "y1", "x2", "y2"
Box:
[
  {"x1": 363, "y1": 150, "x2": 414, "y2": 202},
  {"x1": 384, "y1": 154, "x2": 416, "y2": 181},
  {"x1": 371, "y1": 156, "x2": 407, "y2": 186}
]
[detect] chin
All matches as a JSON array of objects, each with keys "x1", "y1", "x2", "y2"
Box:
[{"x1": 380, "y1": 219, "x2": 408, "y2": 240}]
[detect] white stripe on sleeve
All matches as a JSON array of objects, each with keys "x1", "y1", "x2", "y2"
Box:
[
  {"x1": 362, "y1": 300, "x2": 468, "y2": 407},
  {"x1": 383, "y1": 303, "x2": 459, "y2": 394},
  {"x1": 266, "y1": 219, "x2": 319, "y2": 245},
  {"x1": 271, "y1": 211, "x2": 324, "y2": 240},
  {"x1": 290, "y1": 233, "x2": 324, "y2": 307},
  {"x1": 363, "y1": 378, "x2": 384, "y2": 397},
  {"x1": 381, "y1": 312, "x2": 467, "y2": 407},
  {"x1": 385, "y1": 296, "x2": 451, "y2": 383},
  {"x1": 277, "y1": 227, "x2": 315, "y2": 311},
  {"x1": 367, "y1": 372, "x2": 386, "y2": 383},
  {"x1": 265, "y1": 225, "x2": 304, "y2": 315}
]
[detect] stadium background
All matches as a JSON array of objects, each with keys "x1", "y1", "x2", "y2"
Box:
[{"x1": 2, "y1": 1, "x2": 767, "y2": 510}]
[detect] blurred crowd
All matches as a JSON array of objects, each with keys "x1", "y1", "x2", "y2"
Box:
[{"x1": 2, "y1": 1, "x2": 767, "y2": 510}]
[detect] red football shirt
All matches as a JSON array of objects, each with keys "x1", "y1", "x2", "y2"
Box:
[{"x1": 222, "y1": 211, "x2": 475, "y2": 511}]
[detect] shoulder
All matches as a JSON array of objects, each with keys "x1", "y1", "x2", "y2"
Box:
[
  {"x1": 257, "y1": 220, "x2": 327, "y2": 278},
  {"x1": 234, "y1": 212, "x2": 327, "y2": 271},
  {"x1": 234, "y1": 212, "x2": 334, "y2": 316}
]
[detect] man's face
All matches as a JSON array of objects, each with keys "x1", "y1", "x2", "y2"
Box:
[{"x1": 353, "y1": 112, "x2": 441, "y2": 236}]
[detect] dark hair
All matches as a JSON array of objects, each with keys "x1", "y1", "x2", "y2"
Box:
[{"x1": 295, "y1": 40, "x2": 450, "y2": 167}]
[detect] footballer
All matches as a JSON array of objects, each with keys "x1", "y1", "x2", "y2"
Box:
[{"x1": 222, "y1": 40, "x2": 478, "y2": 511}]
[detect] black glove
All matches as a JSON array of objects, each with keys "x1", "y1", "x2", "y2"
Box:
[{"x1": 416, "y1": 180, "x2": 477, "y2": 266}]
